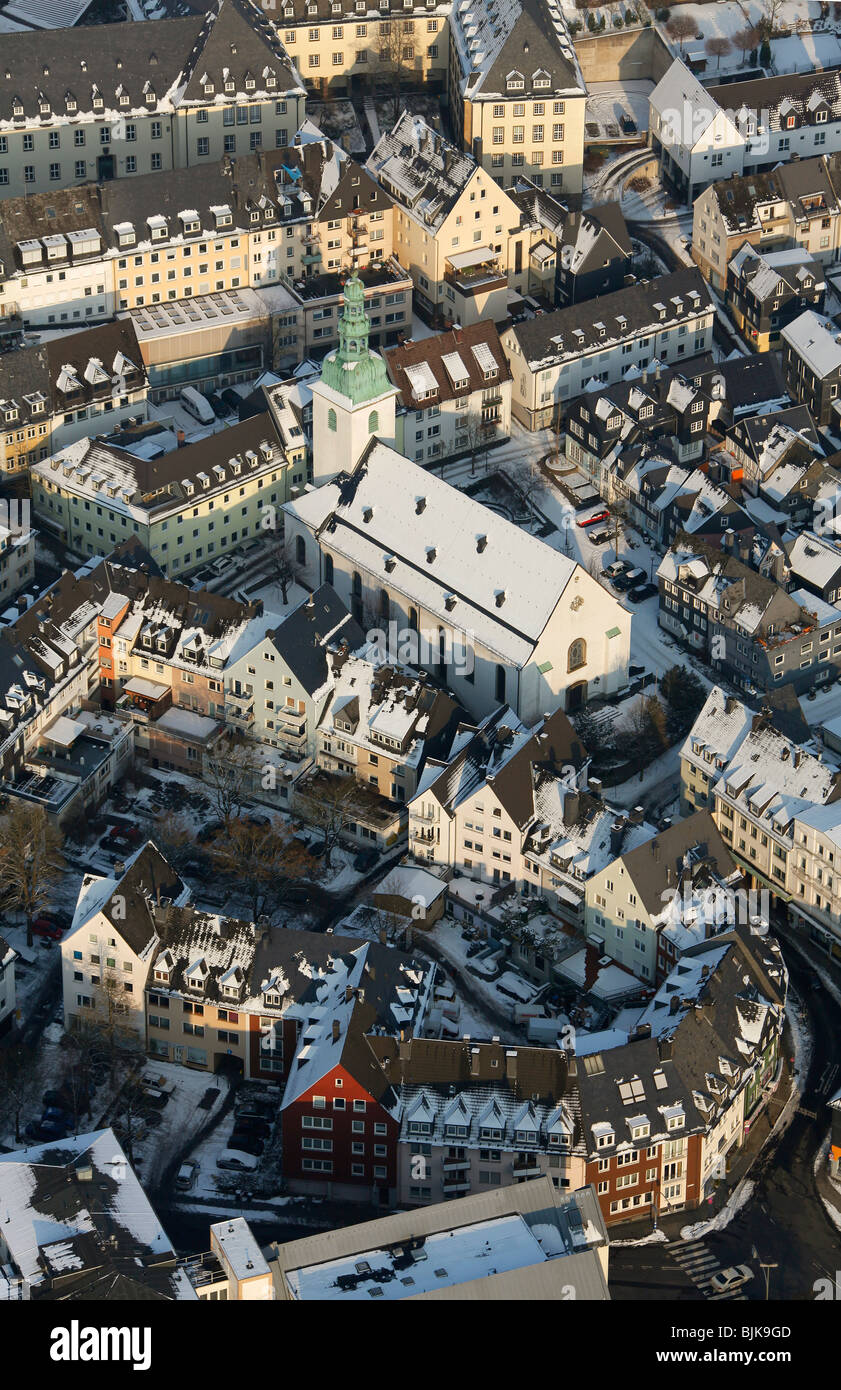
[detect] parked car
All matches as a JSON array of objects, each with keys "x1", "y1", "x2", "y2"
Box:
[
  {"x1": 353, "y1": 847, "x2": 379, "y2": 872},
  {"x1": 216, "y1": 1149, "x2": 259, "y2": 1172},
  {"x1": 230, "y1": 1133, "x2": 265, "y2": 1157},
  {"x1": 612, "y1": 569, "x2": 645, "y2": 593},
  {"x1": 588, "y1": 529, "x2": 611, "y2": 546},
  {"x1": 175, "y1": 1159, "x2": 199, "y2": 1191},
  {"x1": 42, "y1": 1106, "x2": 73, "y2": 1126},
  {"x1": 31, "y1": 919, "x2": 64, "y2": 940},
  {"x1": 206, "y1": 391, "x2": 228, "y2": 419},
  {"x1": 109, "y1": 824, "x2": 142, "y2": 845},
  {"x1": 38, "y1": 909, "x2": 72, "y2": 930},
  {"x1": 628, "y1": 583, "x2": 658, "y2": 603},
  {"x1": 220, "y1": 387, "x2": 242, "y2": 415},
  {"x1": 603, "y1": 560, "x2": 630, "y2": 581},
  {"x1": 709, "y1": 1265, "x2": 753, "y2": 1293},
  {"x1": 235, "y1": 1098, "x2": 276, "y2": 1121},
  {"x1": 576, "y1": 509, "x2": 610, "y2": 528}
]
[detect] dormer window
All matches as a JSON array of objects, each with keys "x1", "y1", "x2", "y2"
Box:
[
  {"x1": 12, "y1": 100, "x2": 23, "y2": 118},
  {"x1": 225, "y1": 79, "x2": 235, "y2": 93},
  {"x1": 245, "y1": 77, "x2": 256, "y2": 91}
]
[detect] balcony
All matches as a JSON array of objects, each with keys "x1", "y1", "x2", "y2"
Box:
[
  {"x1": 442, "y1": 1157, "x2": 470, "y2": 1173},
  {"x1": 302, "y1": 250, "x2": 322, "y2": 265},
  {"x1": 512, "y1": 1161, "x2": 542, "y2": 1179},
  {"x1": 226, "y1": 704, "x2": 255, "y2": 729},
  {"x1": 442, "y1": 1179, "x2": 471, "y2": 1194}
]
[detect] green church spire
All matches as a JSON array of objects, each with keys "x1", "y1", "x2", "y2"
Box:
[{"x1": 320, "y1": 272, "x2": 393, "y2": 405}]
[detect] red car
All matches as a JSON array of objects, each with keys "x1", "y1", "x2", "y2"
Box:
[
  {"x1": 577, "y1": 509, "x2": 610, "y2": 528},
  {"x1": 31, "y1": 919, "x2": 64, "y2": 940},
  {"x1": 109, "y1": 824, "x2": 142, "y2": 845}
]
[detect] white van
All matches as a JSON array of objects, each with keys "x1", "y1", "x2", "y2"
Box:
[{"x1": 180, "y1": 386, "x2": 215, "y2": 425}]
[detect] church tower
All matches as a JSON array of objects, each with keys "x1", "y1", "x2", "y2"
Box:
[{"x1": 310, "y1": 272, "x2": 397, "y2": 485}]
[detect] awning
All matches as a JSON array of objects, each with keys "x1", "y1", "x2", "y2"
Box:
[
  {"x1": 44, "y1": 715, "x2": 86, "y2": 748},
  {"x1": 447, "y1": 245, "x2": 495, "y2": 270},
  {"x1": 123, "y1": 677, "x2": 169, "y2": 700}
]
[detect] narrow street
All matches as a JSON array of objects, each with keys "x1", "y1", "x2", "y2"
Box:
[{"x1": 610, "y1": 924, "x2": 841, "y2": 1301}]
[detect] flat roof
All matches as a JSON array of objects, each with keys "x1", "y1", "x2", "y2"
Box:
[
  {"x1": 124, "y1": 289, "x2": 268, "y2": 343},
  {"x1": 284, "y1": 1214, "x2": 552, "y2": 1301}
]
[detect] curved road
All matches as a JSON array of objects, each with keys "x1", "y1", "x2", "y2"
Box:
[{"x1": 610, "y1": 924, "x2": 841, "y2": 1300}]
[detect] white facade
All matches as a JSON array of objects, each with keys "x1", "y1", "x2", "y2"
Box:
[{"x1": 310, "y1": 378, "x2": 397, "y2": 485}]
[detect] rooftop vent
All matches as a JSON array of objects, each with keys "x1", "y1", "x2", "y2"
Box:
[{"x1": 416, "y1": 496, "x2": 426, "y2": 515}]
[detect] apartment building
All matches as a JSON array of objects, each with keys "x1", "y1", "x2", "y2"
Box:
[
  {"x1": 692, "y1": 154, "x2": 841, "y2": 292},
  {"x1": 657, "y1": 540, "x2": 841, "y2": 698},
  {"x1": 0, "y1": 520, "x2": 35, "y2": 607},
  {"x1": 726, "y1": 245, "x2": 825, "y2": 353},
  {"x1": 583, "y1": 810, "x2": 739, "y2": 984},
  {"x1": 269, "y1": 1177, "x2": 610, "y2": 1301},
  {"x1": 788, "y1": 802, "x2": 841, "y2": 958},
  {"x1": 703, "y1": 710, "x2": 841, "y2": 897},
  {"x1": 786, "y1": 531, "x2": 841, "y2": 604},
  {"x1": 223, "y1": 583, "x2": 365, "y2": 762},
  {"x1": 0, "y1": 0, "x2": 305, "y2": 201},
  {"x1": 283, "y1": 438, "x2": 632, "y2": 723},
  {"x1": 577, "y1": 933, "x2": 786, "y2": 1224},
  {"x1": 407, "y1": 705, "x2": 589, "y2": 892},
  {"x1": 31, "y1": 411, "x2": 305, "y2": 579},
  {"x1": 503, "y1": 269, "x2": 715, "y2": 430},
  {"x1": 782, "y1": 309, "x2": 841, "y2": 427},
  {"x1": 385, "y1": 321, "x2": 512, "y2": 468},
  {"x1": 366, "y1": 114, "x2": 540, "y2": 324},
  {"x1": 268, "y1": 0, "x2": 450, "y2": 98},
  {"x1": 447, "y1": 0, "x2": 586, "y2": 196},
  {"x1": 0, "y1": 320, "x2": 147, "y2": 477},
  {"x1": 725, "y1": 404, "x2": 822, "y2": 499},
  {"x1": 316, "y1": 653, "x2": 464, "y2": 803},
  {"x1": 382, "y1": 1038, "x2": 584, "y2": 1203}
]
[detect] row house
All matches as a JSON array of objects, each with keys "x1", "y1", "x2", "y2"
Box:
[
  {"x1": 377, "y1": 1038, "x2": 583, "y2": 1204},
  {"x1": 578, "y1": 932, "x2": 786, "y2": 1224},
  {"x1": 503, "y1": 269, "x2": 715, "y2": 430},
  {"x1": 447, "y1": 0, "x2": 587, "y2": 196},
  {"x1": 725, "y1": 404, "x2": 822, "y2": 499},
  {"x1": 408, "y1": 705, "x2": 589, "y2": 895},
  {"x1": 507, "y1": 179, "x2": 633, "y2": 308},
  {"x1": 31, "y1": 410, "x2": 305, "y2": 580},
  {"x1": 563, "y1": 356, "x2": 719, "y2": 490},
  {"x1": 583, "y1": 809, "x2": 740, "y2": 985},
  {"x1": 692, "y1": 153, "x2": 841, "y2": 292},
  {"x1": 283, "y1": 438, "x2": 632, "y2": 723},
  {"x1": 0, "y1": 319, "x2": 147, "y2": 477},
  {"x1": 657, "y1": 539, "x2": 841, "y2": 697},
  {"x1": 651, "y1": 59, "x2": 841, "y2": 209},
  {"x1": 725, "y1": 244, "x2": 825, "y2": 353},
  {"x1": 384, "y1": 321, "x2": 512, "y2": 469},
  {"x1": 0, "y1": 0, "x2": 305, "y2": 201},
  {"x1": 782, "y1": 309, "x2": 841, "y2": 427}
]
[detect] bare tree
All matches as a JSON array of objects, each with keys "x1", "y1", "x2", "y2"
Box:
[
  {"x1": 379, "y1": 20, "x2": 416, "y2": 125},
  {"x1": 0, "y1": 802, "x2": 64, "y2": 947},
  {"x1": 733, "y1": 25, "x2": 762, "y2": 64},
  {"x1": 665, "y1": 14, "x2": 697, "y2": 51},
  {"x1": 705, "y1": 36, "x2": 732, "y2": 70},
  {"x1": 609, "y1": 498, "x2": 630, "y2": 561},
  {"x1": 266, "y1": 531, "x2": 305, "y2": 606},
  {"x1": 0, "y1": 1043, "x2": 42, "y2": 1143},
  {"x1": 206, "y1": 820, "x2": 315, "y2": 920},
  {"x1": 297, "y1": 772, "x2": 378, "y2": 869},
  {"x1": 203, "y1": 735, "x2": 263, "y2": 827},
  {"x1": 110, "y1": 1062, "x2": 156, "y2": 1167},
  {"x1": 89, "y1": 967, "x2": 144, "y2": 1087}
]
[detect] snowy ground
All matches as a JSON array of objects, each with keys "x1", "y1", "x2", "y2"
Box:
[
  {"x1": 306, "y1": 100, "x2": 366, "y2": 157},
  {"x1": 585, "y1": 81, "x2": 654, "y2": 141},
  {"x1": 652, "y1": 1, "x2": 838, "y2": 78},
  {"x1": 118, "y1": 1061, "x2": 230, "y2": 1189},
  {"x1": 423, "y1": 917, "x2": 527, "y2": 1043}
]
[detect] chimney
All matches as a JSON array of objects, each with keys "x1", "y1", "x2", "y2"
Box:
[
  {"x1": 609, "y1": 819, "x2": 626, "y2": 857},
  {"x1": 505, "y1": 1049, "x2": 518, "y2": 1082},
  {"x1": 176, "y1": 428, "x2": 186, "y2": 448},
  {"x1": 416, "y1": 496, "x2": 426, "y2": 514},
  {"x1": 345, "y1": 985, "x2": 353, "y2": 1002},
  {"x1": 725, "y1": 696, "x2": 738, "y2": 716},
  {"x1": 477, "y1": 534, "x2": 488, "y2": 553},
  {"x1": 629, "y1": 805, "x2": 644, "y2": 825},
  {"x1": 652, "y1": 840, "x2": 660, "y2": 862},
  {"x1": 588, "y1": 776, "x2": 603, "y2": 799},
  {"x1": 113, "y1": 860, "x2": 125, "y2": 877},
  {"x1": 470, "y1": 1045, "x2": 481, "y2": 1077},
  {"x1": 669, "y1": 994, "x2": 681, "y2": 1015},
  {"x1": 332, "y1": 1019, "x2": 340, "y2": 1042},
  {"x1": 563, "y1": 789, "x2": 580, "y2": 826}
]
